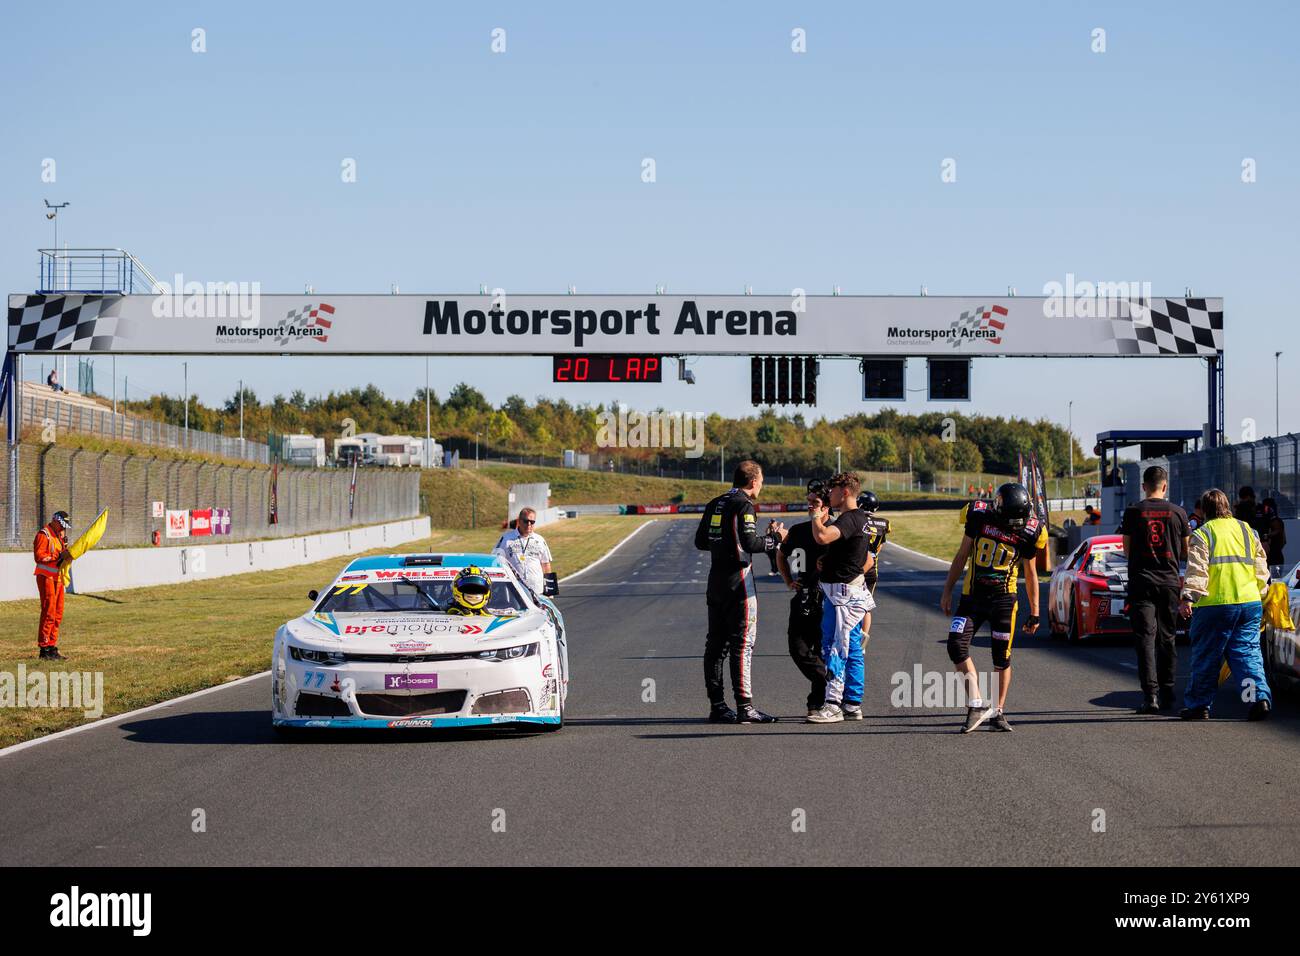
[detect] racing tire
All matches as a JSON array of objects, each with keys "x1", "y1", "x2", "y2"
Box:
[
  {"x1": 538, "y1": 696, "x2": 565, "y2": 732},
  {"x1": 1066, "y1": 600, "x2": 1082, "y2": 643}
]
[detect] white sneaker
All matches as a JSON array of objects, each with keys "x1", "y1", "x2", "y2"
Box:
[
  {"x1": 807, "y1": 703, "x2": 844, "y2": 723},
  {"x1": 842, "y1": 705, "x2": 864, "y2": 721}
]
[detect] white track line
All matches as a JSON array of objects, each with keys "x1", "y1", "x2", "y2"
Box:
[
  {"x1": 883, "y1": 542, "x2": 950, "y2": 566},
  {"x1": 557, "y1": 519, "x2": 658, "y2": 582},
  {"x1": 0, "y1": 519, "x2": 659, "y2": 758}
]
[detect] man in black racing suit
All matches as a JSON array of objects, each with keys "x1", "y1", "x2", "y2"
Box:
[{"x1": 694, "y1": 459, "x2": 786, "y2": 724}]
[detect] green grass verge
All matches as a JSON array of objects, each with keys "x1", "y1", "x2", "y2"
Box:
[
  {"x1": 0, "y1": 514, "x2": 653, "y2": 748},
  {"x1": 886, "y1": 509, "x2": 1089, "y2": 562}
]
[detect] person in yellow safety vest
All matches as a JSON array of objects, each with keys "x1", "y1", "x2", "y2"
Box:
[{"x1": 1177, "y1": 488, "x2": 1273, "y2": 721}]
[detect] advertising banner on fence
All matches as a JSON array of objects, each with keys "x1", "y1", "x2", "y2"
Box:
[
  {"x1": 212, "y1": 508, "x2": 231, "y2": 535},
  {"x1": 7, "y1": 292, "x2": 1223, "y2": 358},
  {"x1": 190, "y1": 509, "x2": 213, "y2": 536},
  {"x1": 165, "y1": 510, "x2": 190, "y2": 539}
]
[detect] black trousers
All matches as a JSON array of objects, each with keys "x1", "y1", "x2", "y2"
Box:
[
  {"x1": 786, "y1": 589, "x2": 827, "y2": 710},
  {"x1": 1129, "y1": 581, "x2": 1179, "y2": 700},
  {"x1": 704, "y1": 589, "x2": 758, "y2": 706}
]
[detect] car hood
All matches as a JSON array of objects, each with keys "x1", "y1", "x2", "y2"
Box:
[{"x1": 284, "y1": 609, "x2": 544, "y2": 653}]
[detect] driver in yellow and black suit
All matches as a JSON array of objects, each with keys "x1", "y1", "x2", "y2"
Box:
[
  {"x1": 445, "y1": 566, "x2": 493, "y2": 616},
  {"x1": 940, "y1": 483, "x2": 1047, "y2": 734}
]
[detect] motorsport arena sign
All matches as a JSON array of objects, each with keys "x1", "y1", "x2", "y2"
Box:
[{"x1": 7, "y1": 292, "x2": 1223, "y2": 358}]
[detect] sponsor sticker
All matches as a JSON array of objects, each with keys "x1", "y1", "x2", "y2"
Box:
[
  {"x1": 384, "y1": 673, "x2": 439, "y2": 690},
  {"x1": 388, "y1": 640, "x2": 432, "y2": 653},
  {"x1": 387, "y1": 718, "x2": 435, "y2": 728}
]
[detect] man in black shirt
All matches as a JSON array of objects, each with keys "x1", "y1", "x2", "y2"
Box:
[
  {"x1": 1121, "y1": 465, "x2": 1190, "y2": 714},
  {"x1": 777, "y1": 486, "x2": 831, "y2": 716},
  {"x1": 694, "y1": 460, "x2": 786, "y2": 724},
  {"x1": 807, "y1": 473, "x2": 875, "y2": 723}
]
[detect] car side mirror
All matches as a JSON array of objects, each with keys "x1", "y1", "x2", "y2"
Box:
[{"x1": 307, "y1": 589, "x2": 318, "y2": 602}]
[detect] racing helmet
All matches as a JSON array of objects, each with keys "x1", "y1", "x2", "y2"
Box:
[
  {"x1": 856, "y1": 490, "x2": 879, "y2": 513},
  {"x1": 451, "y1": 565, "x2": 492, "y2": 613},
  {"x1": 995, "y1": 483, "x2": 1032, "y2": 525}
]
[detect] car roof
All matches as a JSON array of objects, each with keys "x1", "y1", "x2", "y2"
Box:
[
  {"x1": 1085, "y1": 534, "x2": 1123, "y2": 547},
  {"x1": 342, "y1": 553, "x2": 504, "y2": 572}
]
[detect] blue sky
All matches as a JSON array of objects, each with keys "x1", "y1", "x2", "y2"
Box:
[{"x1": 4, "y1": 1, "x2": 1297, "y2": 452}]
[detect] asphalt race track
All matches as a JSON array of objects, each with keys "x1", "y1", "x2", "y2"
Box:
[{"x1": 1, "y1": 518, "x2": 1297, "y2": 866}]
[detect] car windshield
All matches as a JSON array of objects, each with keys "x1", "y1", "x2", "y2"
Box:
[
  {"x1": 315, "y1": 577, "x2": 529, "y2": 614},
  {"x1": 1086, "y1": 547, "x2": 1127, "y2": 575}
]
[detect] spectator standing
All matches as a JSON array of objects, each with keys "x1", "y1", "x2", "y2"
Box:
[
  {"x1": 777, "y1": 487, "x2": 831, "y2": 716},
  {"x1": 1259, "y1": 498, "x2": 1287, "y2": 576},
  {"x1": 1178, "y1": 489, "x2": 1273, "y2": 721},
  {"x1": 493, "y1": 508, "x2": 554, "y2": 595},
  {"x1": 1233, "y1": 486, "x2": 1258, "y2": 526},
  {"x1": 694, "y1": 460, "x2": 785, "y2": 724},
  {"x1": 1121, "y1": 466, "x2": 1190, "y2": 714}
]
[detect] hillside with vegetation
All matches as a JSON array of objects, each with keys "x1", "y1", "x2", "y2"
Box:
[{"x1": 125, "y1": 382, "x2": 1097, "y2": 486}]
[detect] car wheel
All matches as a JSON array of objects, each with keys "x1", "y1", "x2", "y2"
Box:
[
  {"x1": 539, "y1": 697, "x2": 564, "y2": 732},
  {"x1": 1067, "y1": 601, "x2": 1082, "y2": 642}
]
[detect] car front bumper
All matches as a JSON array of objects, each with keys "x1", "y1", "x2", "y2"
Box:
[{"x1": 273, "y1": 651, "x2": 561, "y2": 728}]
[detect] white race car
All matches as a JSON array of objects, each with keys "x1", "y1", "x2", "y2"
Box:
[{"x1": 272, "y1": 553, "x2": 568, "y2": 732}]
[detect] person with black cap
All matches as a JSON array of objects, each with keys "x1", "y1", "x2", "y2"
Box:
[{"x1": 33, "y1": 511, "x2": 73, "y2": 660}]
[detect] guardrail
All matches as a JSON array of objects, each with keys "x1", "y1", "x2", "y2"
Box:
[{"x1": 37, "y1": 248, "x2": 161, "y2": 294}]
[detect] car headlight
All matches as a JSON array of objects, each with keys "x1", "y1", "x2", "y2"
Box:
[
  {"x1": 476, "y1": 643, "x2": 539, "y2": 662},
  {"x1": 289, "y1": 646, "x2": 346, "y2": 665}
]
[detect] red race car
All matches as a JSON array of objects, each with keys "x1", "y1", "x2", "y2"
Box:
[{"x1": 1047, "y1": 534, "x2": 1189, "y2": 642}]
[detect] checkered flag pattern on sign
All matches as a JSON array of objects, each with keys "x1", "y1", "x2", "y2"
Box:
[
  {"x1": 7, "y1": 294, "x2": 126, "y2": 352},
  {"x1": 948, "y1": 304, "x2": 1007, "y2": 347},
  {"x1": 277, "y1": 302, "x2": 334, "y2": 345},
  {"x1": 1109, "y1": 298, "x2": 1222, "y2": 355}
]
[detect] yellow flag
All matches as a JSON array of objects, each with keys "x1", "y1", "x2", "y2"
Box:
[
  {"x1": 60, "y1": 508, "x2": 109, "y2": 587},
  {"x1": 1263, "y1": 580, "x2": 1296, "y2": 632}
]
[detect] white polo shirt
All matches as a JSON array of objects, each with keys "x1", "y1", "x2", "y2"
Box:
[{"x1": 493, "y1": 528, "x2": 552, "y2": 593}]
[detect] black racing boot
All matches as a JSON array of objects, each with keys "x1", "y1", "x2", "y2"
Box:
[
  {"x1": 736, "y1": 703, "x2": 778, "y2": 724},
  {"x1": 1135, "y1": 697, "x2": 1161, "y2": 715},
  {"x1": 708, "y1": 703, "x2": 738, "y2": 724},
  {"x1": 1179, "y1": 706, "x2": 1211, "y2": 720},
  {"x1": 1247, "y1": 699, "x2": 1272, "y2": 722}
]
